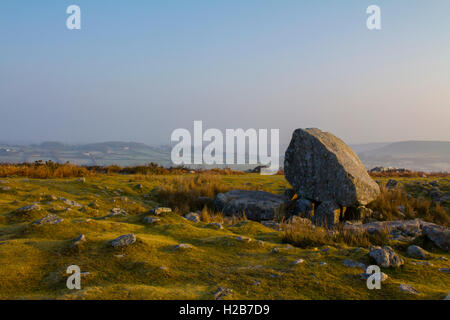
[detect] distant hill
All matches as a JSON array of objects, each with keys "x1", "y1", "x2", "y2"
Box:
[
  {"x1": 349, "y1": 143, "x2": 391, "y2": 154},
  {"x1": 356, "y1": 141, "x2": 450, "y2": 172},
  {"x1": 0, "y1": 140, "x2": 449, "y2": 172},
  {"x1": 0, "y1": 141, "x2": 173, "y2": 167}
]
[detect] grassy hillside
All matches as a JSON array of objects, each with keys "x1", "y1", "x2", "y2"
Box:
[{"x1": 0, "y1": 174, "x2": 449, "y2": 300}]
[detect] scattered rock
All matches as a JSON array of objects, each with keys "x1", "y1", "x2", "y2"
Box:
[
  {"x1": 214, "y1": 287, "x2": 233, "y2": 300},
  {"x1": 58, "y1": 198, "x2": 82, "y2": 208},
  {"x1": 386, "y1": 179, "x2": 399, "y2": 189},
  {"x1": 33, "y1": 214, "x2": 64, "y2": 225},
  {"x1": 344, "y1": 219, "x2": 449, "y2": 248},
  {"x1": 236, "y1": 236, "x2": 251, "y2": 243},
  {"x1": 184, "y1": 212, "x2": 200, "y2": 223},
  {"x1": 111, "y1": 234, "x2": 136, "y2": 248},
  {"x1": 151, "y1": 207, "x2": 172, "y2": 215},
  {"x1": 252, "y1": 280, "x2": 262, "y2": 286},
  {"x1": 15, "y1": 203, "x2": 41, "y2": 213},
  {"x1": 406, "y1": 245, "x2": 430, "y2": 260},
  {"x1": 70, "y1": 234, "x2": 86, "y2": 248},
  {"x1": 399, "y1": 284, "x2": 419, "y2": 295},
  {"x1": 359, "y1": 272, "x2": 388, "y2": 282},
  {"x1": 208, "y1": 222, "x2": 223, "y2": 230},
  {"x1": 293, "y1": 259, "x2": 305, "y2": 265},
  {"x1": 342, "y1": 259, "x2": 366, "y2": 269},
  {"x1": 284, "y1": 128, "x2": 380, "y2": 207},
  {"x1": 107, "y1": 208, "x2": 128, "y2": 217},
  {"x1": 368, "y1": 246, "x2": 404, "y2": 268},
  {"x1": 175, "y1": 243, "x2": 193, "y2": 250},
  {"x1": 214, "y1": 190, "x2": 287, "y2": 221},
  {"x1": 143, "y1": 217, "x2": 160, "y2": 224},
  {"x1": 261, "y1": 220, "x2": 283, "y2": 231},
  {"x1": 410, "y1": 261, "x2": 433, "y2": 266},
  {"x1": 422, "y1": 224, "x2": 449, "y2": 251}
]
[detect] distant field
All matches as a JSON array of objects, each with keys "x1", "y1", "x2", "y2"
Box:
[
  {"x1": 0, "y1": 174, "x2": 449, "y2": 299},
  {"x1": 2, "y1": 140, "x2": 450, "y2": 172}
]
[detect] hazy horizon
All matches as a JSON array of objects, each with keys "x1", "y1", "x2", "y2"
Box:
[{"x1": 1, "y1": 1, "x2": 450, "y2": 145}]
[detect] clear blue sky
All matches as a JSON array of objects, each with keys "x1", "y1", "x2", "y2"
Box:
[{"x1": 1, "y1": 1, "x2": 449, "y2": 145}]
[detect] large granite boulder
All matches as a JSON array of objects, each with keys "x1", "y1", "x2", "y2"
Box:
[
  {"x1": 214, "y1": 190, "x2": 287, "y2": 221},
  {"x1": 284, "y1": 128, "x2": 380, "y2": 207}
]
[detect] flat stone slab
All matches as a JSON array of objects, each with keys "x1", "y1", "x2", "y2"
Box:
[
  {"x1": 214, "y1": 190, "x2": 287, "y2": 221},
  {"x1": 33, "y1": 214, "x2": 64, "y2": 225}
]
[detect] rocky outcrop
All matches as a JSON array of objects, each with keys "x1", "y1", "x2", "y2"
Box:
[
  {"x1": 143, "y1": 217, "x2": 160, "y2": 224},
  {"x1": 111, "y1": 234, "x2": 136, "y2": 248},
  {"x1": 422, "y1": 224, "x2": 449, "y2": 251},
  {"x1": 33, "y1": 214, "x2": 64, "y2": 225},
  {"x1": 344, "y1": 219, "x2": 449, "y2": 251},
  {"x1": 214, "y1": 190, "x2": 287, "y2": 221},
  {"x1": 399, "y1": 284, "x2": 419, "y2": 295},
  {"x1": 185, "y1": 212, "x2": 200, "y2": 223},
  {"x1": 406, "y1": 245, "x2": 429, "y2": 260},
  {"x1": 284, "y1": 128, "x2": 380, "y2": 207},
  {"x1": 368, "y1": 246, "x2": 404, "y2": 268},
  {"x1": 15, "y1": 203, "x2": 41, "y2": 213}
]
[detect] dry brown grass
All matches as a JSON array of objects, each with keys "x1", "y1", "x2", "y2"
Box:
[
  {"x1": 282, "y1": 220, "x2": 390, "y2": 248},
  {"x1": 0, "y1": 162, "x2": 246, "y2": 178},
  {"x1": 0, "y1": 161, "x2": 93, "y2": 179},
  {"x1": 200, "y1": 206, "x2": 224, "y2": 223},
  {"x1": 369, "y1": 171, "x2": 449, "y2": 178},
  {"x1": 368, "y1": 186, "x2": 449, "y2": 226},
  {"x1": 154, "y1": 175, "x2": 252, "y2": 214}
]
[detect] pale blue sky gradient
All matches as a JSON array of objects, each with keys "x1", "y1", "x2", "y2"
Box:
[{"x1": 1, "y1": 1, "x2": 449, "y2": 145}]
